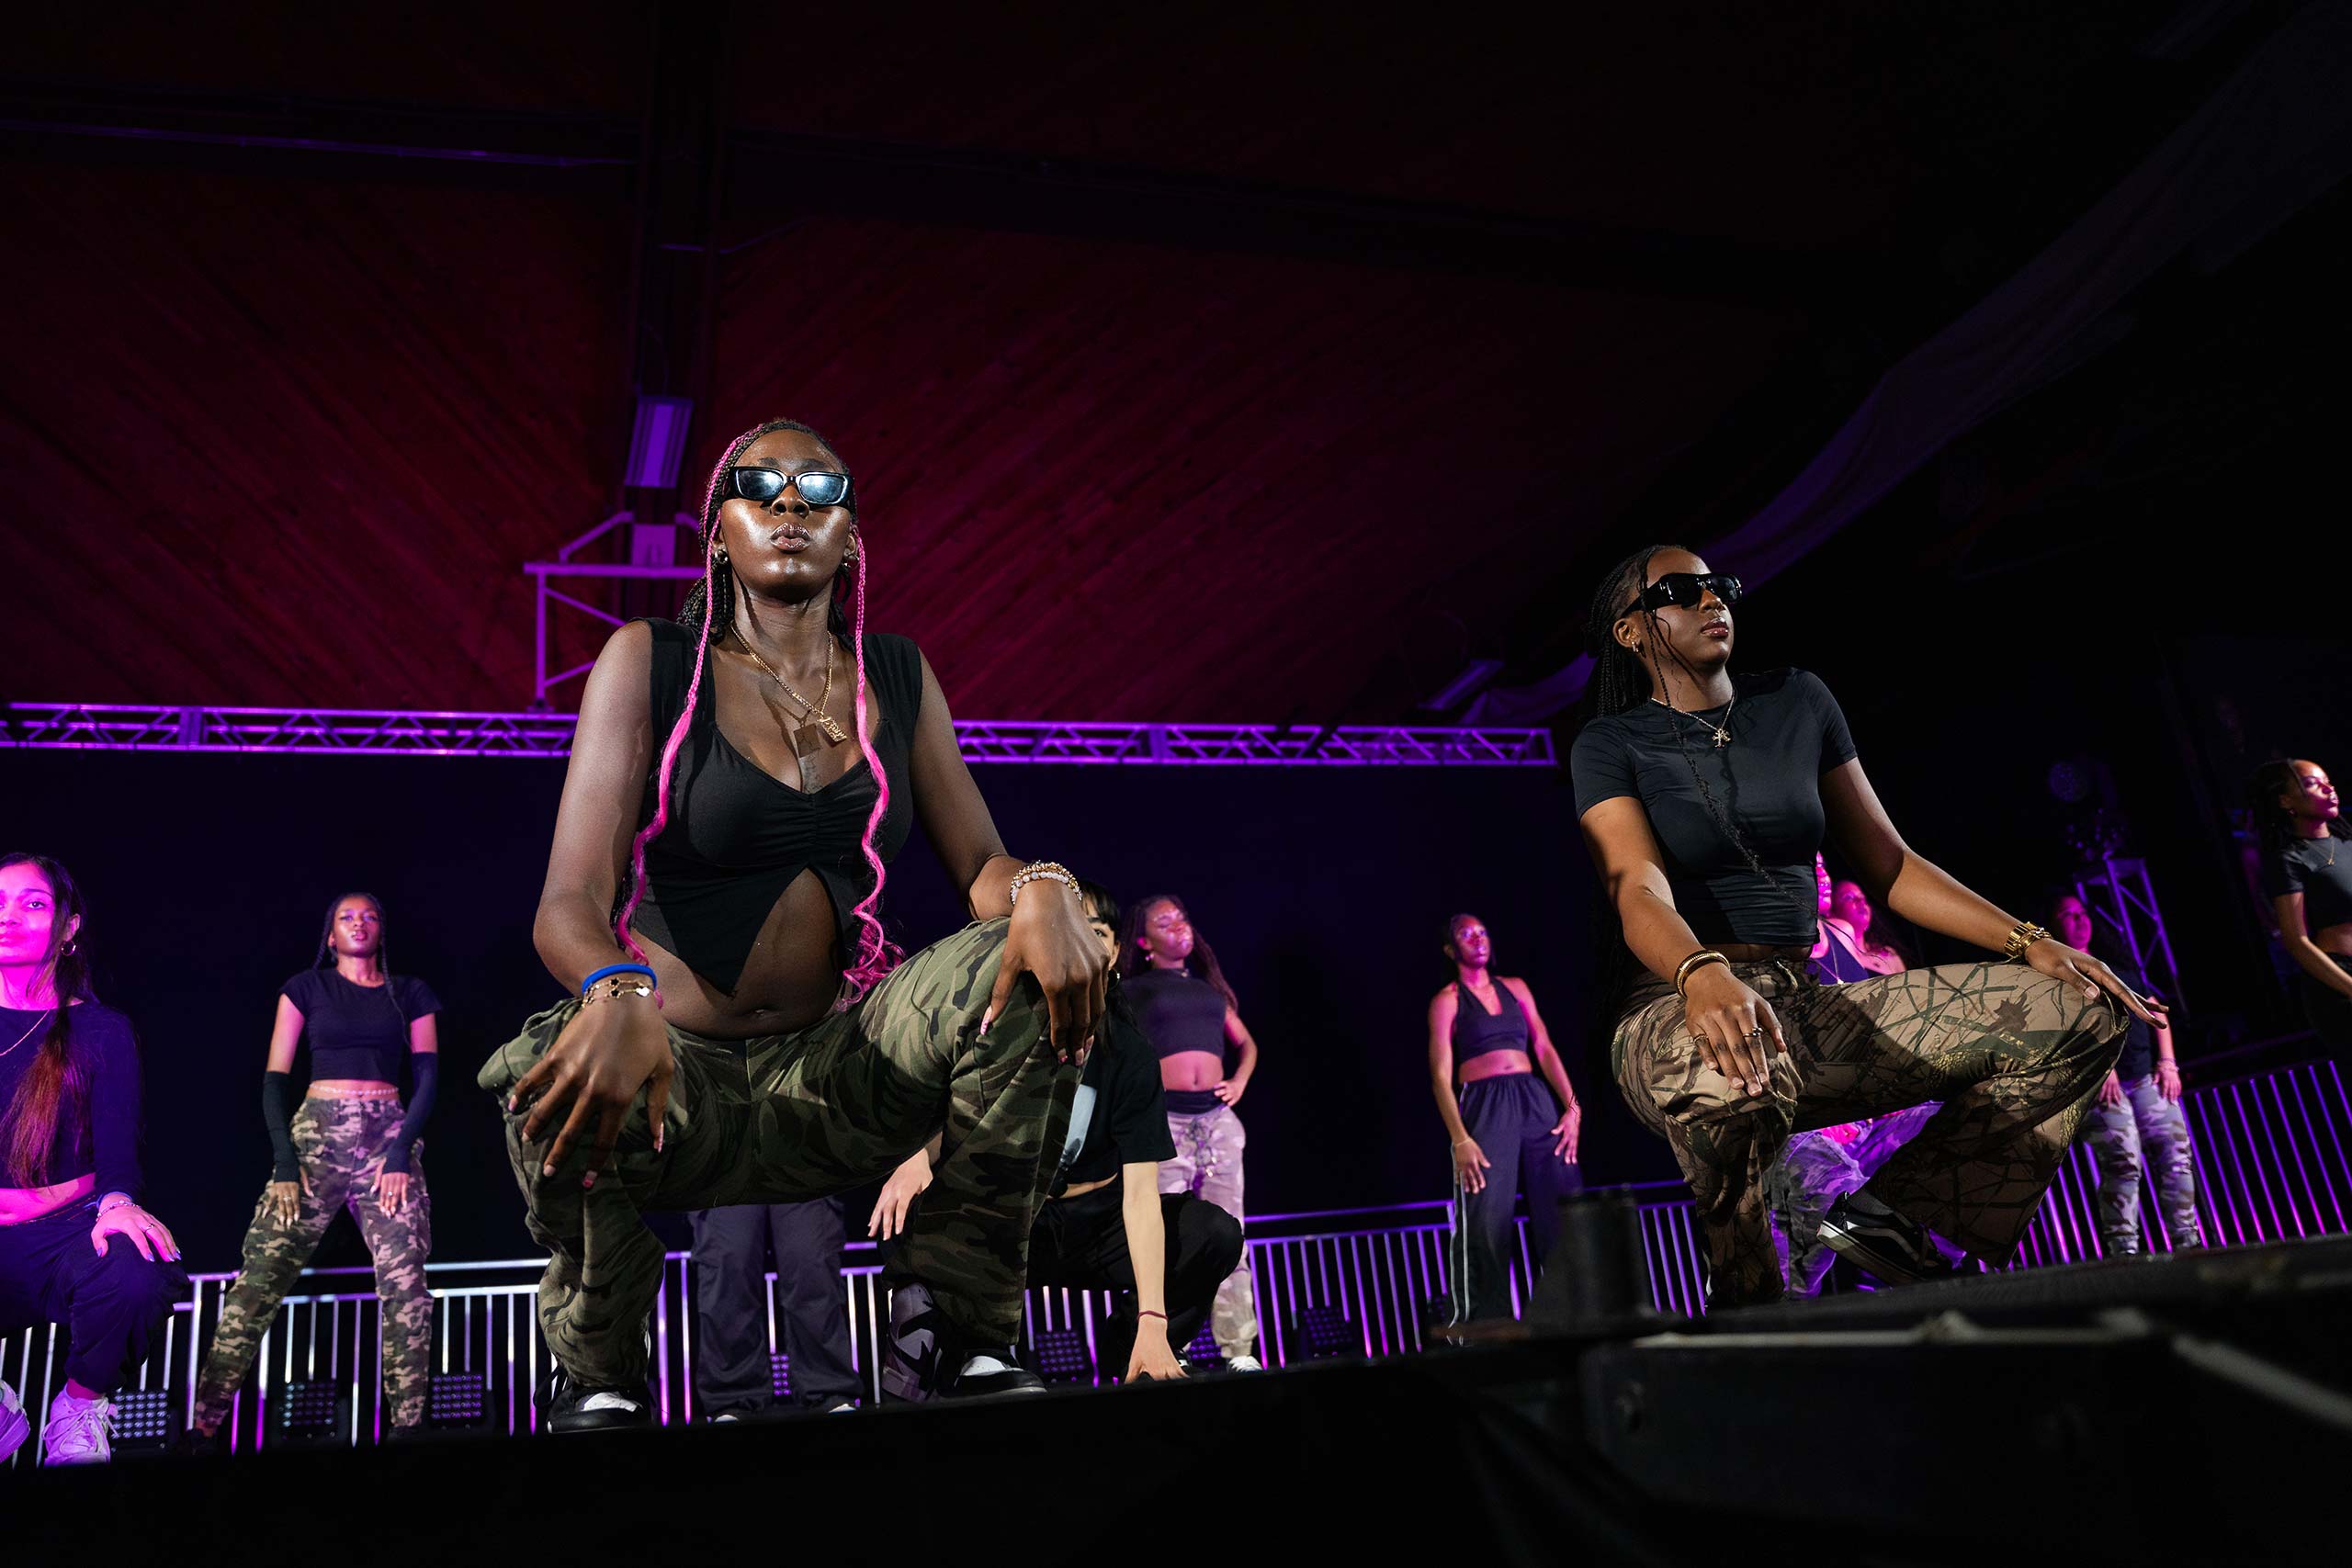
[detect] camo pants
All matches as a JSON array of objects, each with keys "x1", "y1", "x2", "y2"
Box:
[
  {"x1": 478, "y1": 919, "x2": 1079, "y2": 1390},
  {"x1": 1159, "y1": 1105, "x2": 1257, "y2": 1359},
  {"x1": 2086, "y1": 1076, "x2": 2205, "y2": 1256},
  {"x1": 1615, "y1": 958, "x2": 2123, "y2": 1307},
  {"x1": 193, "y1": 1098, "x2": 432, "y2": 1431}
]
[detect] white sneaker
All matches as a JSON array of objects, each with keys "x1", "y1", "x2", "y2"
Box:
[
  {"x1": 0, "y1": 1381, "x2": 28, "y2": 1465},
  {"x1": 42, "y1": 1388, "x2": 115, "y2": 1465},
  {"x1": 1224, "y1": 1355, "x2": 1264, "y2": 1373}
]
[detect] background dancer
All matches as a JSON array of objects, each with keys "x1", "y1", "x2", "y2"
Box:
[
  {"x1": 2055, "y1": 894, "x2": 2202, "y2": 1256},
  {"x1": 1571, "y1": 546, "x2": 2150, "y2": 1305},
  {"x1": 485, "y1": 419, "x2": 1102, "y2": 1426},
  {"x1": 0, "y1": 853, "x2": 184, "y2": 1467},
  {"x1": 1120, "y1": 895, "x2": 1263, "y2": 1371},
  {"x1": 1427, "y1": 912, "x2": 1581, "y2": 1324},
  {"x1": 689, "y1": 1197, "x2": 858, "y2": 1418},
  {"x1": 191, "y1": 892, "x2": 439, "y2": 1442},
  {"x1": 1825, "y1": 878, "x2": 1909, "y2": 976},
  {"x1": 2250, "y1": 759, "x2": 2352, "y2": 1054}
]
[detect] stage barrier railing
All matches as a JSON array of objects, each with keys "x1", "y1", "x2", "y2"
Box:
[{"x1": 6, "y1": 1058, "x2": 2344, "y2": 1461}]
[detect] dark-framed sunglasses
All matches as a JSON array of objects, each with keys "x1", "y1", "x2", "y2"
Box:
[
  {"x1": 1623, "y1": 571, "x2": 1743, "y2": 618},
  {"x1": 729, "y1": 467, "x2": 852, "y2": 508}
]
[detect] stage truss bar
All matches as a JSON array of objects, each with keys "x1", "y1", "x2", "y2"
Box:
[{"x1": 6, "y1": 705, "x2": 1557, "y2": 768}]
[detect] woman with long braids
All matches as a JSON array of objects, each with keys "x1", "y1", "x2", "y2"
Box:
[
  {"x1": 0, "y1": 853, "x2": 184, "y2": 1467},
  {"x1": 481, "y1": 419, "x2": 1102, "y2": 1424},
  {"x1": 2248, "y1": 759, "x2": 2352, "y2": 1053},
  {"x1": 189, "y1": 892, "x2": 440, "y2": 1443},
  {"x1": 1120, "y1": 896, "x2": 1263, "y2": 1370},
  {"x1": 1570, "y1": 546, "x2": 2150, "y2": 1305}
]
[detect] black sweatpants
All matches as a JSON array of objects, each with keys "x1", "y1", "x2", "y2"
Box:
[
  {"x1": 0, "y1": 1199, "x2": 187, "y2": 1393},
  {"x1": 1027, "y1": 1179, "x2": 1243, "y2": 1377},
  {"x1": 688, "y1": 1198, "x2": 858, "y2": 1414},
  {"x1": 1451, "y1": 1073, "x2": 1582, "y2": 1323}
]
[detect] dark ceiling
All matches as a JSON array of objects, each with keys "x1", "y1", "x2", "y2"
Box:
[{"x1": 0, "y1": 2, "x2": 2290, "y2": 720}]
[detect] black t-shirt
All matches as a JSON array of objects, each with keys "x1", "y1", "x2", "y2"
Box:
[
  {"x1": 280, "y1": 970, "x2": 441, "y2": 1083},
  {"x1": 2262, "y1": 834, "x2": 2352, "y2": 932},
  {"x1": 1571, "y1": 669, "x2": 1859, "y2": 949},
  {"x1": 0, "y1": 1000, "x2": 142, "y2": 1195},
  {"x1": 1123, "y1": 969, "x2": 1229, "y2": 1059},
  {"x1": 1053, "y1": 1013, "x2": 1177, "y2": 1195}
]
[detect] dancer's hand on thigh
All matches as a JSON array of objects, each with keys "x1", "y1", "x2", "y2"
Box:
[
  {"x1": 1453, "y1": 1136, "x2": 1489, "y2": 1191},
  {"x1": 2097, "y1": 1070, "x2": 2124, "y2": 1108},
  {"x1": 267, "y1": 1176, "x2": 306, "y2": 1227},
  {"x1": 867, "y1": 1150, "x2": 933, "y2": 1240},
  {"x1": 2025, "y1": 940, "x2": 2165, "y2": 1024},
  {"x1": 1552, "y1": 1101, "x2": 1582, "y2": 1162},
  {"x1": 1680, "y1": 967, "x2": 1785, "y2": 1099},
  {"x1": 512, "y1": 996, "x2": 673, "y2": 1188}
]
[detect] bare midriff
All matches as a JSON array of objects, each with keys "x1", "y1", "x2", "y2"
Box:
[
  {"x1": 633, "y1": 868, "x2": 856, "y2": 1041},
  {"x1": 2313, "y1": 921, "x2": 2352, "y2": 958},
  {"x1": 1711, "y1": 942, "x2": 1816, "y2": 965},
  {"x1": 1057, "y1": 1174, "x2": 1117, "y2": 1201},
  {"x1": 1457, "y1": 1051, "x2": 1534, "y2": 1085},
  {"x1": 1159, "y1": 1050, "x2": 1225, "y2": 1093},
  {"x1": 0, "y1": 1171, "x2": 96, "y2": 1226}
]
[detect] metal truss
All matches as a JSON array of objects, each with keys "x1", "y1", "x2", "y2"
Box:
[{"x1": 6, "y1": 705, "x2": 1556, "y2": 768}]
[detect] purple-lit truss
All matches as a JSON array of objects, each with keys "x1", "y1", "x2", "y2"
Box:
[{"x1": 5, "y1": 704, "x2": 1556, "y2": 768}]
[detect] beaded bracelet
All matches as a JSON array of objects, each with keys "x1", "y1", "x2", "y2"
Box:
[{"x1": 1008, "y1": 860, "x2": 1079, "y2": 908}]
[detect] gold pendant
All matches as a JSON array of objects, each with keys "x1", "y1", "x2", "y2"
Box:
[
  {"x1": 793, "y1": 716, "x2": 851, "y2": 757},
  {"x1": 1712, "y1": 728, "x2": 1732, "y2": 747}
]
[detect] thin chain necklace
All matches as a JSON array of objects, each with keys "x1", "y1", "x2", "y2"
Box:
[
  {"x1": 739, "y1": 637, "x2": 850, "y2": 757},
  {"x1": 1, "y1": 1005, "x2": 54, "y2": 1060},
  {"x1": 1652, "y1": 686, "x2": 1737, "y2": 748}
]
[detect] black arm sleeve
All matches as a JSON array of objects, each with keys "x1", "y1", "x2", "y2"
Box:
[
  {"x1": 382, "y1": 1055, "x2": 437, "y2": 1174},
  {"x1": 262, "y1": 1070, "x2": 300, "y2": 1181}
]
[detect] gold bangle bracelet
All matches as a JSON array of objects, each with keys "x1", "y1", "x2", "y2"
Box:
[
  {"x1": 1675, "y1": 950, "x2": 1729, "y2": 998},
  {"x1": 2001, "y1": 921, "x2": 2050, "y2": 961}
]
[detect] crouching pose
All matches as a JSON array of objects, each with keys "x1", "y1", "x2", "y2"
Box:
[
  {"x1": 482, "y1": 420, "x2": 1102, "y2": 1427},
  {"x1": 1570, "y1": 547, "x2": 2148, "y2": 1307}
]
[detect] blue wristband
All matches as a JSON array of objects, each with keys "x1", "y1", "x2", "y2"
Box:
[{"x1": 581, "y1": 963, "x2": 657, "y2": 996}]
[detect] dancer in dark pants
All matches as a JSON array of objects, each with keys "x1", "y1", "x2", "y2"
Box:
[
  {"x1": 2249, "y1": 759, "x2": 2352, "y2": 1053},
  {"x1": 1570, "y1": 547, "x2": 2149, "y2": 1306},
  {"x1": 690, "y1": 1198, "x2": 859, "y2": 1417},
  {"x1": 1427, "y1": 913, "x2": 1582, "y2": 1324},
  {"x1": 0, "y1": 853, "x2": 185, "y2": 1468}
]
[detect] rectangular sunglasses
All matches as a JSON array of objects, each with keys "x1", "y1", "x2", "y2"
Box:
[
  {"x1": 1624, "y1": 571, "x2": 1743, "y2": 616},
  {"x1": 729, "y1": 467, "x2": 852, "y2": 507}
]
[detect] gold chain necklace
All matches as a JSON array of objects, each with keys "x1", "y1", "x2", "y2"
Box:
[
  {"x1": 1652, "y1": 689, "x2": 1736, "y2": 748},
  {"x1": 1, "y1": 1006, "x2": 54, "y2": 1061},
  {"x1": 739, "y1": 638, "x2": 850, "y2": 758}
]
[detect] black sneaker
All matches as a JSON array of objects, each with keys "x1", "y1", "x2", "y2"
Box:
[
  {"x1": 945, "y1": 1352, "x2": 1045, "y2": 1399},
  {"x1": 1818, "y1": 1194, "x2": 1963, "y2": 1287},
  {"x1": 542, "y1": 1364, "x2": 655, "y2": 1433},
  {"x1": 880, "y1": 1282, "x2": 952, "y2": 1404}
]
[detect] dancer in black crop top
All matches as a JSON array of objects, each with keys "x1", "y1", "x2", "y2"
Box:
[
  {"x1": 490, "y1": 418, "x2": 1104, "y2": 1418},
  {"x1": 1571, "y1": 546, "x2": 2149, "y2": 1305},
  {"x1": 1426, "y1": 913, "x2": 1581, "y2": 1324},
  {"x1": 192, "y1": 891, "x2": 441, "y2": 1441},
  {"x1": 2248, "y1": 759, "x2": 2352, "y2": 1049}
]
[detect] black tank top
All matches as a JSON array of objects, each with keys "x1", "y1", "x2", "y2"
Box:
[
  {"x1": 626, "y1": 620, "x2": 921, "y2": 992},
  {"x1": 1451, "y1": 980, "x2": 1530, "y2": 1062},
  {"x1": 1124, "y1": 969, "x2": 1229, "y2": 1060}
]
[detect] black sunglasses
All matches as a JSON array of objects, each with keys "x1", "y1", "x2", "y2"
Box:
[
  {"x1": 729, "y1": 467, "x2": 852, "y2": 508},
  {"x1": 1623, "y1": 571, "x2": 1743, "y2": 618}
]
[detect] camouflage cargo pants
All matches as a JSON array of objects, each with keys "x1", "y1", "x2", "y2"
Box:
[
  {"x1": 2086, "y1": 1075, "x2": 2205, "y2": 1256},
  {"x1": 193, "y1": 1098, "x2": 433, "y2": 1431},
  {"x1": 1159, "y1": 1106, "x2": 1257, "y2": 1359},
  {"x1": 477, "y1": 919, "x2": 1078, "y2": 1390},
  {"x1": 1616, "y1": 958, "x2": 2123, "y2": 1307}
]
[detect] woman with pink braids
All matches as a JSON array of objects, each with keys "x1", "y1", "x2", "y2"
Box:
[{"x1": 479, "y1": 419, "x2": 1105, "y2": 1425}]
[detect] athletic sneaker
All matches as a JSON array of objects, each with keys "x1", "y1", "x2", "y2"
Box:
[
  {"x1": 1818, "y1": 1192, "x2": 1965, "y2": 1287},
  {"x1": 880, "y1": 1282, "x2": 951, "y2": 1403},
  {"x1": 944, "y1": 1351, "x2": 1046, "y2": 1398},
  {"x1": 42, "y1": 1388, "x2": 115, "y2": 1465},
  {"x1": 1224, "y1": 1355, "x2": 1264, "y2": 1373},
  {"x1": 0, "y1": 1381, "x2": 28, "y2": 1465},
  {"x1": 541, "y1": 1365, "x2": 654, "y2": 1433}
]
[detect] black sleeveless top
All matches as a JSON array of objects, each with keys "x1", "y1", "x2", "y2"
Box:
[
  {"x1": 1124, "y1": 969, "x2": 1229, "y2": 1061},
  {"x1": 626, "y1": 620, "x2": 922, "y2": 993},
  {"x1": 1451, "y1": 980, "x2": 1531, "y2": 1063}
]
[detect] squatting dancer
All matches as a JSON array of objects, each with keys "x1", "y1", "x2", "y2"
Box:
[
  {"x1": 481, "y1": 419, "x2": 1103, "y2": 1426},
  {"x1": 192, "y1": 892, "x2": 441, "y2": 1442},
  {"x1": 1570, "y1": 546, "x2": 2150, "y2": 1306},
  {"x1": 1426, "y1": 912, "x2": 1581, "y2": 1324}
]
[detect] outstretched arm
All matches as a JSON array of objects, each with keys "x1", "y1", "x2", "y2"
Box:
[{"x1": 1120, "y1": 1165, "x2": 1185, "y2": 1381}]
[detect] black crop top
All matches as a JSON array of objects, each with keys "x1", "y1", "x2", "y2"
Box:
[
  {"x1": 1451, "y1": 981, "x2": 1531, "y2": 1063},
  {"x1": 1124, "y1": 969, "x2": 1229, "y2": 1060},
  {"x1": 0, "y1": 1001, "x2": 141, "y2": 1195},
  {"x1": 628, "y1": 621, "x2": 922, "y2": 993},
  {"x1": 280, "y1": 969, "x2": 440, "y2": 1081},
  {"x1": 1570, "y1": 669, "x2": 1858, "y2": 950},
  {"x1": 2263, "y1": 834, "x2": 2352, "y2": 933}
]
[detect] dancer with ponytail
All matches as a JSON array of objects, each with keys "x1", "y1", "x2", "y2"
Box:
[
  {"x1": 2248, "y1": 759, "x2": 2352, "y2": 1053},
  {"x1": 481, "y1": 419, "x2": 1103, "y2": 1425},
  {"x1": 0, "y1": 854, "x2": 184, "y2": 1466},
  {"x1": 1570, "y1": 546, "x2": 2149, "y2": 1306},
  {"x1": 190, "y1": 892, "x2": 440, "y2": 1443}
]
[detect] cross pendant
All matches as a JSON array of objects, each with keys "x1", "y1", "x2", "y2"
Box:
[{"x1": 1711, "y1": 728, "x2": 1732, "y2": 748}]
